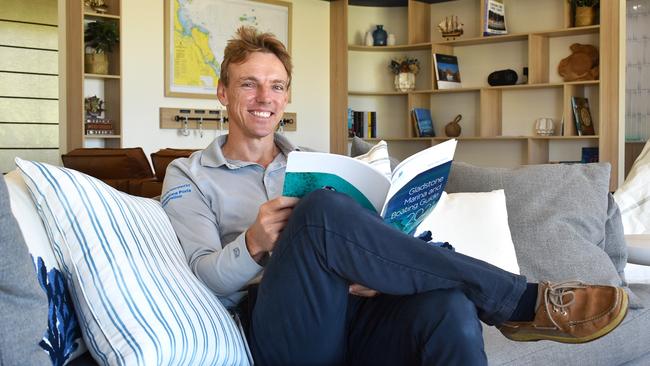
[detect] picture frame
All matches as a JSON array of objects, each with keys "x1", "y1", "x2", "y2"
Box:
[
  {"x1": 433, "y1": 53, "x2": 462, "y2": 90},
  {"x1": 164, "y1": 0, "x2": 292, "y2": 99}
]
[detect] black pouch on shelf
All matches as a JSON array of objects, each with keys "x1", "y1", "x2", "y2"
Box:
[{"x1": 487, "y1": 69, "x2": 518, "y2": 86}]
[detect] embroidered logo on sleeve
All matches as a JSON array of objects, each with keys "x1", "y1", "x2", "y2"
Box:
[
  {"x1": 161, "y1": 184, "x2": 192, "y2": 207},
  {"x1": 233, "y1": 248, "x2": 240, "y2": 258}
]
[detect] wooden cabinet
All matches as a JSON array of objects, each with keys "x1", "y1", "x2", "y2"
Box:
[
  {"x1": 330, "y1": 0, "x2": 623, "y2": 189},
  {"x1": 65, "y1": 0, "x2": 122, "y2": 151}
]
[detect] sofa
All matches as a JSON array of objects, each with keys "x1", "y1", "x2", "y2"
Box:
[{"x1": 2, "y1": 156, "x2": 650, "y2": 365}]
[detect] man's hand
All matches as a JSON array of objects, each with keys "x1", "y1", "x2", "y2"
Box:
[
  {"x1": 246, "y1": 196, "x2": 299, "y2": 263},
  {"x1": 349, "y1": 283, "x2": 380, "y2": 298}
]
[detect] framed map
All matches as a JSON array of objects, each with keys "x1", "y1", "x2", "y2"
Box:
[{"x1": 164, "y1": 0, "x2": 292, "y2": 99}]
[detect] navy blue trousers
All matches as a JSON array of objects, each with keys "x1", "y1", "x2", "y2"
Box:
[{"x1": 249, "y1": 190, "x2": 527, "y2": 365}]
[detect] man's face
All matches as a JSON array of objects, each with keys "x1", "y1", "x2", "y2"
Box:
[{"x1": 217, "y1": 52, "x2": 289, "y2": 140}]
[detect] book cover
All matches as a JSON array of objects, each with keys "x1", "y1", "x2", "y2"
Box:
[
  {"x1": 412, "y1": 108, "x2": 435, "y2": 137},
  {"x1": 571, "y1": 97, "x2": 595, "y2": 136},
  {"x1": 283, "y1": 139, "x2": 457, "y2": 235},
  {"x1": 433, "y1": 54, "x2": 462, "y2": 90},
  {"x1": 581, "y1": 147, "x2": 599, "y2": 163},
  {"x1": 484, "y1": 0, "x2": 507, "y2": 36}
]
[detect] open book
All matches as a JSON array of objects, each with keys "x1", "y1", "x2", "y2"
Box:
[{"x1": 283, "y1": 139, "x2": 457, "y2": 235}]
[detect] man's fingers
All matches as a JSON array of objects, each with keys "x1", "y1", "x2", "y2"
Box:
[
  {"x1": 271, "y1": 196, "x2": 300, "y2": 209},
  {"x1": 349, "y1": 283, "x2": 380, "y2": 297}
]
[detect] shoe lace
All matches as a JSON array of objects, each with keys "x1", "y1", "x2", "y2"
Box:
[{"x1": 544, "y1": 280, "x2": 588, "y2": 329}]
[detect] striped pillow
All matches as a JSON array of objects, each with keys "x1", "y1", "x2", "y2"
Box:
[
  {"x1": 353, "y1": 139, "x2": 392, "y2": 179},
  {"x1": 16, "y1": 159, "x2": 250, "y2": 366}
]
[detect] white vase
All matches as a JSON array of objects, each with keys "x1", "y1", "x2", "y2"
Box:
[
  {"x1": 364, "y1": 32, "x2": 373, "y2": 46},
  {"x1": 535, "y1": 117, "x2": 555, "y2": 136},
  {"x1": 394, "y1": 72, "x2": 415, "y2": 92},
  {"x1": 387, "y1": 34, "x2": 396, "y2": 46}
]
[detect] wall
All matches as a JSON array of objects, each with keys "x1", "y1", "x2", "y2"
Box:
[
  {"x1": 121, "y1": 0, "x2": 330, "y2": 157},
  {"x1": 0, "y1": 0, "x2": 59, "y2": 173}
]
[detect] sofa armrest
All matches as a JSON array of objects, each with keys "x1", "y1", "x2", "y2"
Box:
[{"x1": 625, "y1": 234, "x2": 650, "y2": 266}]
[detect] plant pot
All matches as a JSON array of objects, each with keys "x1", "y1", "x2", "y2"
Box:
[
  {"x1": 85, "y1": 53, "x2": 108, "y2": 74},
  {"x1": 394, "y1": 72, "x2": 415, "y2": 92},
  {"x1": 575, "y1": 6, "x2": 596, "y2": 27}
]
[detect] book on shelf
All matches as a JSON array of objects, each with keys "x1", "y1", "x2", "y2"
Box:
[
  {"x1": 581, "y1": 147, "x2": 599, "y2": 163},
  {"x1": 347, "y1": 108, "x2": 354, "y2": 138},
  {"x1": 433, "y1": 54, "x2": 462, "y2": 90},
  {"x1": 571, "y1": 97, "x2": 595, "y2": 136},
  {"x1": 283, "y1": 139, "x2": 457, "y2": 235},
  {"x1": 483, "y1": 0, "x2": 508, "y2": 36},
  {"x1": 85, "y1": 118, "x2": 114, "y2": 135},
  {"x1": 411, "y1": 108, "x2": 435, "y2": 137},
  {"x1": 350, "y1": 110, "x2": 377, "y2": 138}
]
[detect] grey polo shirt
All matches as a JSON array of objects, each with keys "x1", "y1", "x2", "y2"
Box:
[{"x1": 162, "y1": 133, "x2": 299, "y2": 307}]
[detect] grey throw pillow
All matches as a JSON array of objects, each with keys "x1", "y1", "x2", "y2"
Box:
[
  {"x1": 446, "y1": 162, "x2": 629, "y2": 288},
  {"x1": 0, "y1": 175, "x2": 50, "y2": 365}
]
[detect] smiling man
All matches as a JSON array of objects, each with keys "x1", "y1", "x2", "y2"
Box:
[{"x1": 162, "y1": 27, "x2": 628, "y2": 365}]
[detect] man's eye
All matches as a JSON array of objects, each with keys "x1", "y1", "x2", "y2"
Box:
[
  {"x1": 273, "y1": 84, "x2": 286, "y2": 91},
  {"x1": 241, "y1": 82, "x2": 254, "y2": 88}
]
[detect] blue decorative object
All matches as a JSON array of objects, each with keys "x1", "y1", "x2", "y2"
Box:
[
  {"x1": 35, "y1": 256, "x2": 81, "y2": 366},
  {"x1": 372, "y1": 25, "x2": 387, "y2": 46},
  {"x1": 416, "y1": 230, "x2": 455, "y2": 251}
]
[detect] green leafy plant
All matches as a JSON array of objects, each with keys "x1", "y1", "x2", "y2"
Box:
[
  {"x1": 570, "y1": 0, "x2": 599, "y2": 7},
  {"x1": 84, "y1": 95, "x2": 104, "y2": 117},
  {"x1": 389, "y1": 57, "x2": 420, "y2": 75},
  {"x1": 84, "y1": 20, "x2": 119, "y2": 54}
]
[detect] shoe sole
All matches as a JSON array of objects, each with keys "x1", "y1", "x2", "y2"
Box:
[{"x1": 503, "y1": 289, "x2": 629, "y2": 344}]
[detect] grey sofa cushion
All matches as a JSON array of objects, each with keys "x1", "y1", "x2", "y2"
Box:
[
  {"x1": 0, "y1": 175, "x2": 50, "y2": 365},
  {"x1": 484, "y1": 283, "x2": 650, "y2": 365},
  {"x1": 446, "y1": 162, "x2": 627, "y2": 287}
]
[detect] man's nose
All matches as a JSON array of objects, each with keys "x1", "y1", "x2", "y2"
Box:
[{"x1": 255, "y1": 85, "x2": 272, "y2": 103}]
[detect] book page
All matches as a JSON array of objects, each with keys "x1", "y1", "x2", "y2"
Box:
[
  {"x1": 381, "y1": 139, "x2": 457, "y2": 235},
  {"x1": 283, "y1": 152, "x2": 391, "y2": 213}
]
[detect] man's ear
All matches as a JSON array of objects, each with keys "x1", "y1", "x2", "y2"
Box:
[{"x1": 216, "y1": 80, "x2": 228, "y2": 106}]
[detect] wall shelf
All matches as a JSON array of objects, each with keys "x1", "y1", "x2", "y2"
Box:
[
  {"x1": 330, "y1": 0, "x2": 623, "y2": 189},
  {"x1": 348, "y1": 43, "x2": 432, "y2": 51},
  {"x1": 66, "y1": 0, "x2": 122, "y2": 150}
]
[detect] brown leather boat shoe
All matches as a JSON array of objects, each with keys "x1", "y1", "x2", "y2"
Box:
[{"x1": 499, "y1": 280, "x2": 628, "y2": 344}]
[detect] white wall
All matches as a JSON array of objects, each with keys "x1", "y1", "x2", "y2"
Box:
[{"x1": 121, "y1": 0, "x2": 330, "y2": 156}]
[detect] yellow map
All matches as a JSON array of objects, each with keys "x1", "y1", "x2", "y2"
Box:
[
  {"x1": 172, "y1": 0, "x2": 219, "y2": 95},
  {"x1": 167, "y1": 0, "x2": 290, "y2": 97}
]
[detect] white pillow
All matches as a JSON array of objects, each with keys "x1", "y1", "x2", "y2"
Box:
[
  {"x1": 415, "y1": 190, "x2": 520, "y2": 274},
  {"x1": 614, "y1": 140, "x2": 650, "y2": 234},
  {"x1": 16, "y1": 159, "x2": 250, "y2": 366},
  {"x1": 5, "y1": 170, "x2": 87, "y2": 364}
]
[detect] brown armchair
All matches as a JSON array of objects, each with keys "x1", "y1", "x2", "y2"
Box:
[
  {"x1": 138, "y1": 148, "x2": 198, "y2": 198},
  {"x1": 61, "y1": 147, "x2": 198, "y2": 198},
  {"x1": 61, "y1": 148, "x2": 156, "y2": 197}
]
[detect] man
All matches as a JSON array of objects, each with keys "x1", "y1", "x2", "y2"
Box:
[{"x1": 162, "y1": 26, "x2": 628, "y2": 365}]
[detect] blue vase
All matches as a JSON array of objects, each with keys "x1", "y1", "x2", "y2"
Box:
[{"x1": 372, "y1": 25, "x2": 387, "y2": 46}]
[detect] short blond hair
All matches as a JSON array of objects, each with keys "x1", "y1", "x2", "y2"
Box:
[{"x1": 220, "y1": 26, "x2": 292, "y2": 87}]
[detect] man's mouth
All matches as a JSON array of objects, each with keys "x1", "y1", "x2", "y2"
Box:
[{"x1": 250, "y1": 110, "x2": 273, "y2": 118}]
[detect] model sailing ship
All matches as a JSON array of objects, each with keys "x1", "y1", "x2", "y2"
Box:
[{"x1": 438, "y1": 16, "x2": 464, "y2": 40}]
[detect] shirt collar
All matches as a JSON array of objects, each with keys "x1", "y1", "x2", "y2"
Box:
[{"x1": 200, "y1": 133, "x2": 300, "y2": 169}]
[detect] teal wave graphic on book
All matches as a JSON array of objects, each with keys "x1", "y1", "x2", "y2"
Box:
[{"x1": 283, "y1": 172, "x2": 375, "y2": 212}]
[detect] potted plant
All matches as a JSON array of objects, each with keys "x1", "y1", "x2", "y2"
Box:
[
  {"x1": 570, "y1": 0, "x2": 599, "y2": 27},
  {"x1": 389, "y1": 57, "x2": 420, "y2": 92},
  {"x1": 84, "y1": 20, "x2": 119, "y2": 74}
]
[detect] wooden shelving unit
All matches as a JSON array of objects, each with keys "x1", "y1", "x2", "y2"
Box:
[
  {"x1": 66, "y1": 0, "x2": 122, "y2": 151},
  {"x1": 330, "y1": 0, "x2": 624, "y2": 189}
]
